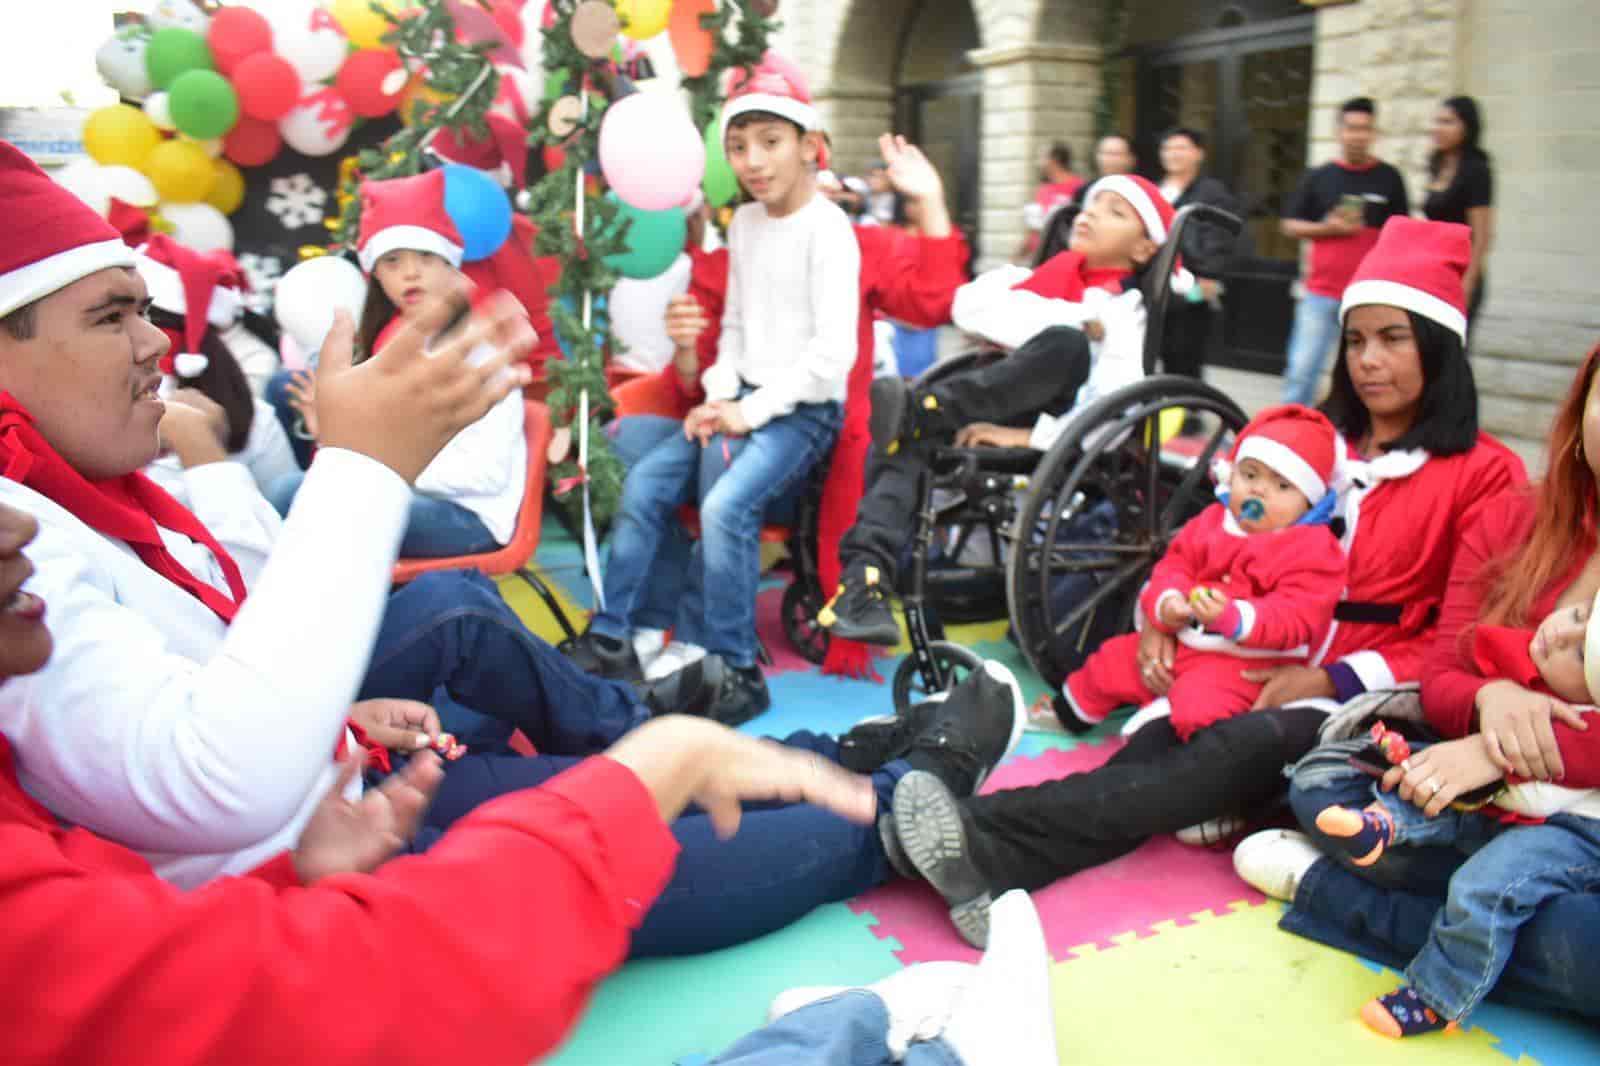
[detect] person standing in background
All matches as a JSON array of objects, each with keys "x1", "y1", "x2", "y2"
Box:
[
  {"x1": 1279, "y1": 98, "x2": 1409, "y2": 404},
  {"x1": 1155, "y1": 127, "x2": 1240, "y2": 382},
  {"x1": 1017, "y1": 142, "x2": 1084, "y2": 263},
  {"x1": 1423, "y1": 96, "x2": 1495, "y2": 339}
]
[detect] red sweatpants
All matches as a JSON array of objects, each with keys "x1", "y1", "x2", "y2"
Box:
[{"x1": 1064, "y1": 632, "x2": 1298, "y2": 740}]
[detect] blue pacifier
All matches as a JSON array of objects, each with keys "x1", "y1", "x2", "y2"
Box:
[{"x1": 1239, "y1": 497, "x2": 1266, "y2": 522}]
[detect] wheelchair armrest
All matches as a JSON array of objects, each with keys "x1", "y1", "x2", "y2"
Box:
[{"x1": 931, "y1": 445, "x2": 1040, "y2": 479}]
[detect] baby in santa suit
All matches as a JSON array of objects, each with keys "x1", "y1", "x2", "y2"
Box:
[{"x1": 1048, "y1": 404, "x2": 1348, "y2": 740}]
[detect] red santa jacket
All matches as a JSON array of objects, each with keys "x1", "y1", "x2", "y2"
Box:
[
  {"x1": 1139, "y1": 503, "x2": 1345, "y2": 656},
  {"x1": 641, "y1": 227, "x2": 970, "y2": 676},
  {"x1": 1316, "y1": 433, "x2": 1525, "y2": 699},
  {"x1": 0, "y1": 740, "x2": 677, "y2": 1066},
  {"x1": 1420, "y1": 488, "x2": 1600, "y2": 787}
]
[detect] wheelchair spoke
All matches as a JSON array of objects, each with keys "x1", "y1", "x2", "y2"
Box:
[
  {"x1": 1158, "y1": 425, "x2": 1230, "y2": 531},
  {"x1": 1050, "y1": 556, "x2": 1150, "y2": 639}
]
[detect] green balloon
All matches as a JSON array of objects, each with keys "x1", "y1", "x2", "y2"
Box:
[
  {"x1": 168, "y1": 70, "x2": 239, "y2": 140},
  {"x1": 703, "y1": 113, "x2": 738, "y2": 207},
  {"x1": 604, "y1": 199, "x2": 687, "y2": 281},
  {"x1": 146, "y1": 27, "x2": 213, "y2": 90}
]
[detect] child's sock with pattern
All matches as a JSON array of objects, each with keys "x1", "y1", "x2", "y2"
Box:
[
  {"x1": 1314, "y1": 802, "x2": 1395, "y2": 866},
  {"x1": 1360, "y1": 986, "x2": 1459, "y2": 1039}
]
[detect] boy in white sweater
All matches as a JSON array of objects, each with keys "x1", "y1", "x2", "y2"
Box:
[{"x1": 568, "y1": 52, "x2": 861, "y2": 726}]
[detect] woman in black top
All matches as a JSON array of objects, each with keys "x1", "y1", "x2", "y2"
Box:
[
  {"x1": 1154, "y1": 127, "x2": 1240, "y2": 382},
  {"x1": 1423, "y1": 96, "x2": 1494, "y2": 331}
]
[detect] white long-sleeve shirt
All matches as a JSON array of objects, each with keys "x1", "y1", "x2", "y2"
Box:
[
  {"x1": 701, "y1": 194, "x2": 861, "y2": 429},
  {"x1": 951, "y1": 264, "x2": 1147, "y2": 452},
  {"x1": 413, "y1": 387, "x2": 525, "y2": 545},
  {"x1": 0, "y1": 449, "x2": 410, "y2": 888}
]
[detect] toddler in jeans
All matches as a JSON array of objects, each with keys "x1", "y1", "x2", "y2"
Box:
[{"x1": 1315, "y1": 602, "x2": 1600, "y2": 1038}]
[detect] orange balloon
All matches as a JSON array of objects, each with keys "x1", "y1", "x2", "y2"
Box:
[{"x1": 669, "y1": 0, "x2": 716, "y2": 78}]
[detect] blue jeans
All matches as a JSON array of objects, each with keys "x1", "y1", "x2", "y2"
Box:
[
  {"x1": 1281, "y1": 292, "x2": 1342, "y2": 406},
  {"x1": 360, "y1": 570, "x2": 902, "y2": 958},
  {"x1": 264, "y1": 369, "x2": 315, "y2": 471},
  {"x1": 1284, "y1": 741, "x2": 1600, "y2": 1021},
  {"x1": 267, "y1": 471, "x2": 499, "y2": 558},
  {"x1": 710, "y1": 990, "x2": 964, "y2": 1066},
  {"x1": 594, "y1": 401, "x2": 840, "y2": 666}
]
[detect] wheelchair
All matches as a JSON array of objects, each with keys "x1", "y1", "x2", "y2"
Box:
[{"x1": 871, "y1": 201, "x2": 1250, "y2": 710}]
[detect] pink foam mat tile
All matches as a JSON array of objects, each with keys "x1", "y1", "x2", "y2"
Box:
[{"x1": 851, "y1": 740, "x2": 1266, "y2": 964}]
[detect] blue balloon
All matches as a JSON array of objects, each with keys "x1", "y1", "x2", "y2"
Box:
[{"x1": 441, "y1": 164, "x2": 513, "y2": 262}]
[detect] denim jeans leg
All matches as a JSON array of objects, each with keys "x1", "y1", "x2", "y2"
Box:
[
  {"x1": 265, "y1": 469, "x2": 306, "y2": 518},
  {"x1": 708, "y1": 991, "x2": 898, "y2": 1066},
  {"x1": 592, "y1": 429, "x2": 700, "y2": 640},
  {"x1": 1282, "y1": 856, "x2": 1600, "y2": 1019},
  {"x1": 1405, "y1": 817, "x2": 1600, "y2": 1021},
  {"x1": 695, "y1": 405, "x2": 839, "y2": 666},
  {"x1": 264, "y1": 369, "x2": 315, "y2": 470},
  {"x1": 361, "y1": 570, "x2": 648, "y2": 754},
  {"x1": 399, "y1": 494, "x2": 499, "y2": 558},
  {"x1": 607, "y1": 413, "x2": 683, "y2": 468},
  {"x1": 1281, "y1": 293, "x2": 1342, "y2": 406}
]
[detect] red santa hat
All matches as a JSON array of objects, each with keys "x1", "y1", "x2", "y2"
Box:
[
  {"x1": 357, "y1": 170, "x2": 466, "y2": 272},
  {"x1": 432, "y1": 65, "x2": 537, "y2": 189},
  {"x1": 720, "y1": 51, "x2": 818, "y2": 142},
  {"x1": 1232, "y1": 403, "x2": 1339, "y2": 505},
  {"x1": 135, "y1": 233, "x2": 249, "y2": 381},
  {"x1": 1079, "y1": 173, "x2": 1192, "y2": 292},
  {"x1": 0, "y1": 141, "x2": 137, "y2": 319},
  {"x1": 1341, "y1": 217, "x2": 1471, "y2": 342}
]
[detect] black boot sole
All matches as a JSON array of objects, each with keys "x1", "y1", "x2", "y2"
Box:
[
  {"x1": 893, "y1": 771, "x2": 993, "y2": 948},
  {"x1": 823, "y1": 612, "x2": 903, "y2": 647}
]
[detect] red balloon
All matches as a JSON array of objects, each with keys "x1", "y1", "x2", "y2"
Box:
[
  {"x1": 336, "y1": 49, "x2": 405, "y2": 118},
  {"x1": 232, "y1": 54, "x2": 301, "y2": 122},
  {"x1": 209, "y1": 7, "x2": 273, "y2": 77},
  {"x1": 223, "y1": 116, "x2": 282, "y2": 167}
]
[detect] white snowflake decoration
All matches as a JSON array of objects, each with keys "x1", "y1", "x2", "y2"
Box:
[
  {"x1": 265, "y1": 174, "x2": 328, "y2": 231},
  {"x1": 237, "y1": 253, "x2": 285, "y2": 316}
]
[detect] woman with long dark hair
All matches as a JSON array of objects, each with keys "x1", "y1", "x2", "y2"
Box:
[{"x1": 1423, "y1": 96, "x2": 1494, "y2": 331}]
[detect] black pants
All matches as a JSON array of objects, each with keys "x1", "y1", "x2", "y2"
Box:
[
  {"x1": 840, "y1": 327, "x2": 1093, "y2": 584},
  {"x1": 1161, "y1": 301, "x2": 1211, "y2": 380},
  {"x1": 960, "y1": 704, "x2": 1329, "y2": 892}
]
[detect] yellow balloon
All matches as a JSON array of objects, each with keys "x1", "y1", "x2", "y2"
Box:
[
  {"x1": 83, "y1": 104, "x2": 162, "y2": 169},
  {"x1": 143, "y1": 139, "x2": 215, "y2": 204},
  {"x1": 618, "y1": 0, "x2": 672, "y2": 39},
  {"x1": 205, "y1": 159, "x2": 246, "y2": 215},
  {"x1": 330, "y1": 0, "x2": 398, "y2": 51}
]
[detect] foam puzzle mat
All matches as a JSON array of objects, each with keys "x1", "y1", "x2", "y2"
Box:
[{"x1": 508, "y1": 515, "x2": 1596, "y2": 1065}]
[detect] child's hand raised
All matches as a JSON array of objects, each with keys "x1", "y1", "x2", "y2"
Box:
[
  {"x1": 878, "y1": 134, "x2": 943, "y2": 203},
  {"x1": 285, "y1": 369, "x2": 318, "y2": 440},
  {"x1": 665, "y1": 294, "x2": 710, "y2": 352}
]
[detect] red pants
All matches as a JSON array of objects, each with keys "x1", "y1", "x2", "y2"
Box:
[{"x1": 1064, "y1": 632, "x2": 1298, "y2": 740}]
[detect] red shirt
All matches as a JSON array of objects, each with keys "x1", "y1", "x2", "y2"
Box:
[
  {"x1": 1420, "y1": 489, "x2": 1600, "y2": 787},
  {"x1": 0, "y1": 742, "x2": 678, "y2": 1066}
]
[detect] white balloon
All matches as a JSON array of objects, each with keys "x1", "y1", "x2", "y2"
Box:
[
  {"x1": 98, "y1": 165, "x2": 159, "y2": 208},
  {"x1": 274, "y1": 256, "x2": 368, "y2": 358},
  {"x1": 279, "y1": 91, "x2": 354, "y2": 157},
  {"x1": 95, "y1": 30, "x2": 153, "y2": 102},
  {"x1": 147, "y1": 0, "x2": 209, "y2": 33},
  {"x1": 143, "y1": 92, "x2": 176, "y2": 131},
  {"x1": 270, "y1": 4, "x2": 351, "y2": 85},
  {"x1": 53, "y1": 159, "x2": 111, "y2": 216},
  {"x1": 160, "y1": 201, "x2": 234, "y2": 253}
]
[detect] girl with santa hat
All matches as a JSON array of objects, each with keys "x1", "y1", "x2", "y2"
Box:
[
  {"x1": 266, "y1": 170, "x2": 529, "y2": 559},
  {"x1": 879, "y1": 216, "x2": 1527, "y2": 952}
]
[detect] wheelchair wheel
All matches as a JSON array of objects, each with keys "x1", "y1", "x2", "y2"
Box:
[
  {"x1": 780, "y1": 580, "x2": 831, "y2": 665},
  {"x1": 1006, "y1": 375, "x2": 1248, "y2": 690},
  {"x1": 892, "y1": 640, "x2": 984, "y2": 714}
]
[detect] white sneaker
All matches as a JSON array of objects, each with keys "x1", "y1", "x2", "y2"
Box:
[
  {"x1": 644, "y1": 640, "x2": 706, "y2": 682},
  {"x1": 767, "y1": 961, "x2": 978, "y2": 1056},
  {"x1": 941, "y1": 890, "x2": 1058, "y2": 1066},
  {"x1": 1232, "y1": 829, "x2": 1323, "y2": 902},
  {"x1": 1175, "y1": 814, "x2": 1248, "y2": 847},
  {"x1": 632, "y1": 628, "x2": 667, "y2": 673}
]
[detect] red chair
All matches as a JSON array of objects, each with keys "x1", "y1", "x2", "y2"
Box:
[{"x1": 391, "y1": 398, "x2": 580, "y2": 645}]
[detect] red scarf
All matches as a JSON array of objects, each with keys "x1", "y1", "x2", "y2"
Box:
[
  {"x1": 0, "y1": 393, "x2": 247, "y2": 623},
  {"x1": 1012, "y1": 250, "x2": 1130, "y2": 302}
]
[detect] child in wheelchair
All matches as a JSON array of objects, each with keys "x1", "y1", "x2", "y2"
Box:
[
  {"x1": 820, "y1": 175, "x2": 1184, "y2": 645},
  {"x1": 1044, "y1": 405, "x2": 1347, "y2": 739}
]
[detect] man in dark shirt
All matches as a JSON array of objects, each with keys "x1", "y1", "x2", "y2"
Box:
[{"x1": 1279, "y1": 97, "x2": 1410, "y2": 404}]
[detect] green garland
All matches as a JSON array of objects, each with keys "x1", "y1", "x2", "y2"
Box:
[{"x1": 682, "y1": 2, "x2": 782, "y2": 133}]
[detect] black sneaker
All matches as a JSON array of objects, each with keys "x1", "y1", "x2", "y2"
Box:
[
  {"x1": 892, "y1": 770, "x2": 994, "y2": 948},
  {"x1": 560, "y1": 628, "x2": 642, "y2": 682},
  {"x1": 867, "y1": 377, "x2": 949, "y2": 454},
  {"x1": 702, "y1": 656, "x2": 772, "y2": 727},
  {"x1": 641, "y1": 654, "x2": 722, "y2": 717},
  {"x1": 903, "y1": 661, "x2": 1024, "y2": 796},
  {"x1": 837, "y1": 692, "x2": 950, "y2": 772},
  {"x1": 816, "y1": 564, "x2": 900, "y2": 646}
]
